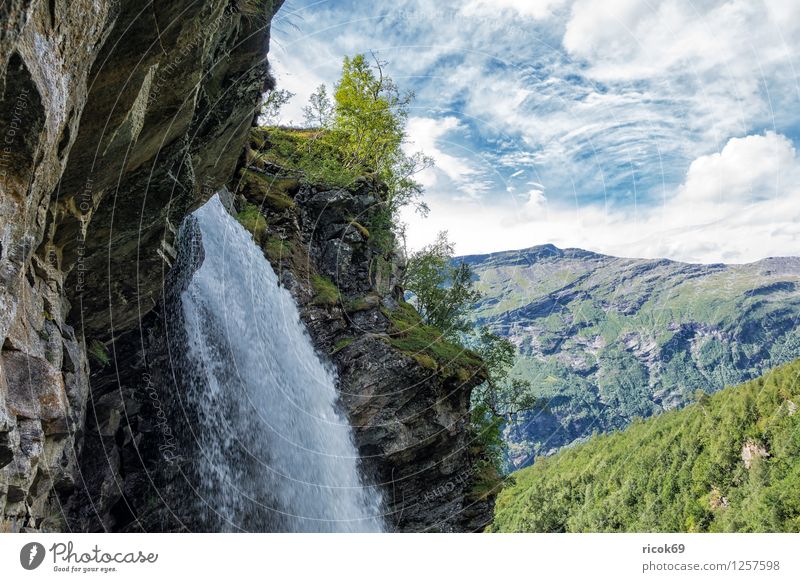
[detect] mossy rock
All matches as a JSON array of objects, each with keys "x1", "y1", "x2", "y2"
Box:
[
  {"x1": 88, "y1": 339, "x2": 110, "y2": 368},
  {"x1": 239, "y1": 168, "x2": 298, "y2": 211},
  {"x1": 413, "y1": 354, "x2": 438, "y2": 370},
  {"x1": 237, "y1": 203, "x2": 268, "y2": 244},
  {"x1": 383, "y1": 301, "x2": 485, "y2": 378},
  {"x1": 311, "y1": 274, "x2": 340, "y2": 306},
  {"x1": 331, "y1": 337, "x2": 355, "y2": 354},
  {"x1": 347, "y1": 219, "x2": 370, "y2": 239},
  {"x1": 345, "y1": 294, "x2": 380, "y2": 313},
  {"x1": 264, "y1": 236, "x2": 292, "y2": 262}
]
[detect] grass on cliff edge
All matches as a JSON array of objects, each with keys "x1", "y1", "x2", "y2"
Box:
[
  {"x1": 248, "y1": 126, "x2": 360, "y2": 189},
  {"x1": 383, "y1": 300, "x2": 485, "y2": 379},
  {"x1": 489, "y1": 358, "x2": 800, "y2": 533}
]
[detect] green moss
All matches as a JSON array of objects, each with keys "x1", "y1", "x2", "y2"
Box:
[
  {"x1": 239, "y1": 169, "x2": 297, "y2": 211},
  {"x1": 236, "y1": 203, "x2": 268, "y2": 243},
  {"x1": 264, "y1": 236, "x2": 291, "y2": 262},
  {"x1": 383, "y1": 301, "x2": 484, "y2": 376},
  {"x1": 331, "y1": 337, "x2": 354, "y2": 354},
  {"x1": 311, "y1": 274, "x2": 340, "y2": 306},
  {"x1": 345, "y1": 295, "x2": 378, "y2": 313},
  {"x1": 248, "y1": 126, "x2": 361, "y2": 189},
  {"x1": 412, "y1": 353, "x2": 438, "y2": 370},
  {"x1": 88, "y1": 339, "x2": 110, "y2": 368},
  {"x1": 348, "y1": 219, "x2": 370, "y2": 239}
]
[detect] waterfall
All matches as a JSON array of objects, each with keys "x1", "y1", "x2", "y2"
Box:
[{"x1": 177, "y1": 195, "x2": 384, "y2": 532}]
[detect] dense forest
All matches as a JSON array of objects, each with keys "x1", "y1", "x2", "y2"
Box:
[{"x1": 490, "y1": 358, "x2": 800, "y2": 532}]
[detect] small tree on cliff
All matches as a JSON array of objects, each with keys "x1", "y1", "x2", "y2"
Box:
[
  {"x1": 404, "y1": 231, "x2": 535, "y2": 417},
  {"x1": 304, "y1": 53, "x2": 431, "y2": 219}
]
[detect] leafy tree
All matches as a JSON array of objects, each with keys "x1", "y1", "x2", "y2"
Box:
[
  {"x1": 404, "y1": 231, "x2": 536, "y2": 473},
  {"x1": 305, "y1": 53, "x2": 432, "y2": 218},
  {"x1": 471, "y1": 327, "x2": 535, "y2": 420},
  {"x1": 403, "y1": 231, "x2": 481, "y2": 337},
  {"x1": 302, "y1": 84, "x2": 333, "y2": 128},
  {"x1": 259, "y1": 88, "x2": 294, "y2": 124}
]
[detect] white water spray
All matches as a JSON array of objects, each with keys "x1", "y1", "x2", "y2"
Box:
[{"x1": 179, "y1": 195, "x2": 383, "y2": 532}]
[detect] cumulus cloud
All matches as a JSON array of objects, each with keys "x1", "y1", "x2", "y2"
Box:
[{"x1": 404, "y1": 132, "x2": 800, "y2": 263}]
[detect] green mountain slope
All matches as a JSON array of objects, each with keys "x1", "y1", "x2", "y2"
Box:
[
  {"x1": 489, "y1": 359, "x2": 800, "y2": 532},
  {"x1": 460, "y1": 245, "x2": 800, "y2": 467}
]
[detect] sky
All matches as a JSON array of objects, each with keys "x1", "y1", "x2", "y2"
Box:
[{"x1": 268, "y1": 0, "x2": 800, "y2": 263}]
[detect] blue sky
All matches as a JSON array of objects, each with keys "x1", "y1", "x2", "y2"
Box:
[{"x1": 269, "y1": 0, "x2": 800, "y2": 263}]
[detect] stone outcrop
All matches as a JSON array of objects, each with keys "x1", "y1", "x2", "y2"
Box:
[
  {"x1": 230, "y1": 139, "x2": 496, "y2": 531},
  {"x1": 1, "y1": 1, "x2": 494, "y2": 533},
  {"x1": 1, "y1": 0, "x2": 283, "y2": 530}
]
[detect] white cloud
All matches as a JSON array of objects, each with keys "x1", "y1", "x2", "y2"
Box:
[
  {"x1": 404, "y1": 132, "x2": 800, "y2": 264},
  {"x1": 405, "y1": 117, "x2": 479, "y2": 180},
  {"x1": 462, "y1": 0, "x2": 568, "y2": 20},
  {"x1": 678, "y1": 132, "x2": 798, "y2": 204}
]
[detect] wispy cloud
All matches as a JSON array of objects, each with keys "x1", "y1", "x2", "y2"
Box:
[{"x1": 273, "y1": 0, "x2": 800, "y2": 262}]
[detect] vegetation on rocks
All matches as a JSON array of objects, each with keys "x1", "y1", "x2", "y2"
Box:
[
  {"x1": 236, "y1": 203, "x2": 268, "y2": 244},
  {"x1": 490, "y1": 358, "x2": 800, "y2": 532},
  {"x1": 250, "y1": 53, "x2": 431, "y2": 251},
  {"x1": 310, "y1": 274, "x2": 341, "y2": 306},
  {"x1": 383, "y1": 301, "x2": 484, "y2": 376}
]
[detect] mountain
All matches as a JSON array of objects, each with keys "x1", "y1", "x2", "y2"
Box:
[
  {"x1": 489, "y1": 358, "x2": 800, "y2": 532},
  {"x1": 461, "y1": 244, "x2": 800, "y2": 468}
]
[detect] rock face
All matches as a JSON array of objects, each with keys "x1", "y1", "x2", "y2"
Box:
[
  {"x1": 460, "y1": 245, "x2": 800, "y2": 469},
  {"x1": 230, "y1": 152, "x2": 496, "y2": 531},
  {"x1": 1, "y1": 2, "x2": 492, "y2": 533},
  {"x1": 0, "y1": 0, "x2": 283, "y2": 530}
]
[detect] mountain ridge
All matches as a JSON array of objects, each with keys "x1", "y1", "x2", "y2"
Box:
[
  {"x1": 458, "y1": 243, "x2": 800, "y2": 269},
  {"x1": 461, "y1": 243, "x2": 800, "y2": 469}
]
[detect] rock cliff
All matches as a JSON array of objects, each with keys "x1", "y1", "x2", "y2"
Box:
[
  {"x1": 0, "y1": 0, "x2": 283, "y2": 530},
  {"x1": 0, "y1": 1, "x2": 493, "y2": 532}
]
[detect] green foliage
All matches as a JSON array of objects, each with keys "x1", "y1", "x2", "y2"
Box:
[
  {"x1": 310, "y1": 274, "x2": 340, "y2": 306},
  {"x1": 254, "y1": 54, "x2": 431, "y2": 250},
  {"x1": 236, "y1": 203, "x2": 268, "y2": 244},
  {"x1": 383, "y1": 300, "x2": 484, "y2": 375},
  {"x1": 88, "y1": 339, "x2": 110, "y2": 368},
  {"x1": 259, "y1": 88, "x2": 294, "y2": 125},
  {"x1": 303, "y1": 84, "x2": 334, "y2": 128},
  {"x1": 239, "y1": 168, "x2": 296, "y2": 210},
  {"x1": 469, "y1": 404, "x2": 506, "y2": 498},
  {"x1": 470, "y1": 328, "x2": 536, "y2": 418},
  {"x1": 404, "y1": 231, "x2": 536, "y2": 472},
  {"x1": 403, "y1": 231, "x2": 482, "y2": 337},
  {"x1": 490, "y1": 359, "x2": 800, "y2": 532},
  {"x1": 264, "y1": 236, "x2": 291, "y2": 262}
]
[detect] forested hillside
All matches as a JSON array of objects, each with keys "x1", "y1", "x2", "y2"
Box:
[
  {"x1": 490, "y1": 359, "x2": 800, "y2": 532},
  {"x1": 461, "y1": 245, "x2": 800, "y2": 467}
]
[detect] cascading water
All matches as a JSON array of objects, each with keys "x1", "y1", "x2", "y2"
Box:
[{"x1": 177, "y1": 194, "x2": 384, "y2": 532}]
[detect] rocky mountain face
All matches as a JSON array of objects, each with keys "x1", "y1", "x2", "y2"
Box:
[
  {"x1": 0, "y1": 0, "x2": 281, "y2": 530},
  {"x1": 461, "y1": 245, "x2": 800, "y2": 468},
  {"x1": 224, "y1": 131, "x2": 495, "y2": 532},
  {"x1": 0, "y1": 1, "x2": 491, "y2": 532}
]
